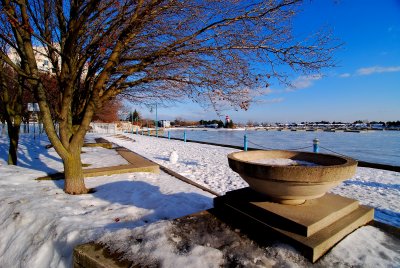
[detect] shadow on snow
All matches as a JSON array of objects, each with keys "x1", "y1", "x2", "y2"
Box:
[
  {"x1": 344, "y1": 180, "x2": 400, "y2": 190},
  {"x1": 93, "y1": 180, "x2": 212, "y2": 229},
  {"x1": 51, "y1": 179, "x2": 212, "y2": 266},
  {"x1": 0, "y1": 134, "x2": 61, "y2": 175}
]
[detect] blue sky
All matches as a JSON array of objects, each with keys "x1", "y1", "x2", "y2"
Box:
[{"x1": 139, "y1": 0, "x2": 400, "y2": 123}]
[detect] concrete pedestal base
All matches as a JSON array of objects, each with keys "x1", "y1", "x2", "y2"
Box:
[{"x1": 214, "y1": 187, "x2": 374, "y2": 262}]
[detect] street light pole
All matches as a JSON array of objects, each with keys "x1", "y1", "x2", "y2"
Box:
[
  {"x1": 131, "y1": 109, "x2": 134, "y2": 134},
  {"x1": 155, "y1": 103, "x2": 158, "y2": 138}
]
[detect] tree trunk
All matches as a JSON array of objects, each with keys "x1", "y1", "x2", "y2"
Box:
[
  {"x1": 1, "y1": 122, "x2": 5, "y2": 136},
  {"x1": 63, "y1": 148, "x2": 89, "y2": 194},
  {"x1": 7, "y1": 124, "x2": 20, "y2": 165}
]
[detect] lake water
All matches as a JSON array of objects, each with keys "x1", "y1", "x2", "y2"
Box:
[{"x1": 165, "y1": 129, "x2": 400, "y2": 166}]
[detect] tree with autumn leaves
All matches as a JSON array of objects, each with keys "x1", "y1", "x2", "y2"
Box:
[
  {"x1": 0, "y1": 0, "x2": 338, "y2": 194},
  {"x1": 92, "y1": 99, "x2": 122, "y2": 123}
]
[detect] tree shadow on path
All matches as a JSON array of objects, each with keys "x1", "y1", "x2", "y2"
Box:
[
  {"x1": 93, "y1": 180, "x2": 213, "y2": 229},
  {"x1": 52, "y1": 179, "x2": 213, "y2": 267},
  {"x1": 0, "y1": 135, "x2": 61, "y2": 175}
]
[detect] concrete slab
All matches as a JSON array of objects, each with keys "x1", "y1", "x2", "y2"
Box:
[
  {"x1": 283, "y1": 205, "x2": 374, "y2": 262},
  {"x1": 73, "y1": 242, "x2": 131, "y2": 268},
  {"x1": 82, "y1": 138, "x2": 113, "y2": 149},
  {"x1": 113, "y1": 134, "x2": 134, "y2": 141},
  {"x1": 253, "y1": 195, "x2": 360, "y2": 237},
  {"x1": 83, "y1": 147, "x2": 159, "y2": 176},
  {"x1": 115, "y1": 148, "x2": 156, "y2": 167},
  {"x1": 37, "y1": 145, "x2": 159, "y2": 180},
  {"x1": 83, "y1": 143, "x2": 113, "y2": 149},
  {"x1": 214, "y1": 187, "x2": 374, "y2": 262},
  {"x1": 83, "y1": 164, "x2": 158, "y2": 177},
  {"x1": 221, "y1": 188, "x2": 360, "y2": 236},
  {"x1": 95, "y1": 137, "x2": 114, "y2": 146}
]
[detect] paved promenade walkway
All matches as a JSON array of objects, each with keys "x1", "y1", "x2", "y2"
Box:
[{"x1": 84, "y1": 137, "x2": 159, "y2": 177}]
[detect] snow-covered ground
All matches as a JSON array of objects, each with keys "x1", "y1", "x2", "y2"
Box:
[
  {"x1": 104, "y1": 133, "x2": 400, "y2": 227},
  {"x1": 0, "y1": 133, "x2": 399, "y2": 267}
]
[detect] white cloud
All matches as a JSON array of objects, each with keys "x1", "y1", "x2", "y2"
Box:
[
  {"x1": 265, "y1": 98, "x2": 284, "y2": 103},
  {"x1": 263, "y1": 88, "x2": 274, "y2": 94},
  {"x1": 287, "y1": 74, "x2": 322, "y2": 91},
  {"x1": 339, "y1": 73, "x2": 351, "y2": 78},
  {"x1": 356, "y1": 66, "x2": 400, "y2": 76}
]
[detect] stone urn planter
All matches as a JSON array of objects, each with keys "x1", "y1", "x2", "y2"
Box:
[{"x1": 228, "y1": 150, "x2": 357, "y2": 205}]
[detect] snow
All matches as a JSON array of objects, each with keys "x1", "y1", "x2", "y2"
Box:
[
  {"x1": 251, "y1": 158, "x2": 317, "y2": 166},
  {"x1": 103, "y1": 134, "x2": 247, "y2": 195},
  {"x1": 103, "y1": 133, "x2": 400, "y2": 223},
  {"x1": 99, "y1": 222, "x2": 226, "y2": 268},
  {"x1": 98, "y1": 217, "x2": 399, "y2": 268},
  {"x1": 0, "y1": 133, "x2": 399, "y2": 267},
  {"x1": 98, "y1": 218, "x2": 274, "y2": 267},
  {"x1": 169, "y1": 150, "x2": 179, "y2": 164}
]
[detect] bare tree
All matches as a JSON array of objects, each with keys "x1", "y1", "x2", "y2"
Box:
[
  {"x1": 0, "y1": 64, "x2": 24, "y2": 164},
  {"x1": 0, "y1": 0, "x2": 338, "y2": 194},
  {"x1": 0, "y1": 61, "x2": 60, "y2": 164}
]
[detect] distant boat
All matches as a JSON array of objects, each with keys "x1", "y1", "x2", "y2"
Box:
[{"x1": 344, "y1": 129, "x2": 365, "y2": 133}]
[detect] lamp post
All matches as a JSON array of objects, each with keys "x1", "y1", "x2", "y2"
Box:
[
  {"x1": 131, "y1": 109, "x2": 134, "y2": 134},
  {"x1": 155, "y1": 103, "x2": 158, "y2": 138}
]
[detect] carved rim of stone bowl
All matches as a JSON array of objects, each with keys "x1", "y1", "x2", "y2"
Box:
[{"x1": 227, "y1": 150, "x2": 358, "y2": 184}]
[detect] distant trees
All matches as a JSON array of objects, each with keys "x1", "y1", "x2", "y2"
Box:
[
  {"x1": 386, "y1": 121, "x2": 400, "y2": 127},
  {"x1": 171, "y1": 118, "x2": 197, "y2": 127},
  {"x1": 199, "y1": 119, "x2": 224, "y2": 128},
  {"x1": 225, "y1": 120, "x2": 234, "y2": 128},
  {"x1": 126, "y1": 109, "x2": 141, "y2": 124},
  {"x1": 142, "y1": 119, "x2": 155, "y2": 128},
  {"x1": 172, "y1": 118, "x2": 184, "y2": 127},
  {"x1": 246, "y1": 120, "x2": 255, "y2": 127},
  {"x1": 133, "y1": 110, "x2": 140, "y2": 122},
  {"x1": 92, "y1": 99, "x2": 122, "y2": 123}
]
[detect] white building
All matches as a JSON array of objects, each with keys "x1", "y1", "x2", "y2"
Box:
[
  {"x1": 8, "y1": 45, "x2": 87, "y2": 76},
  {"x1": 159, "y1": 120, "x2": 171, "y2": 128},
  {"x1": 8, "y1": 45, "x2": 58, "y2": 73}
]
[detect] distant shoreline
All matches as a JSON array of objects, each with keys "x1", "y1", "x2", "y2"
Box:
[{"x1": 164, "y1": 127, "x2": 400, "y2": 132}]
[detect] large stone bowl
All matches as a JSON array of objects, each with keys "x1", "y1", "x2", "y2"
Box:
[{"x1": 228, "y1": 150, "x2": 357, "y2": 205}]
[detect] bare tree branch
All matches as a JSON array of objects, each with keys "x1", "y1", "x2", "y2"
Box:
[{"x1": 0, "y1": 0, "x2": 340, "y2": 194}]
